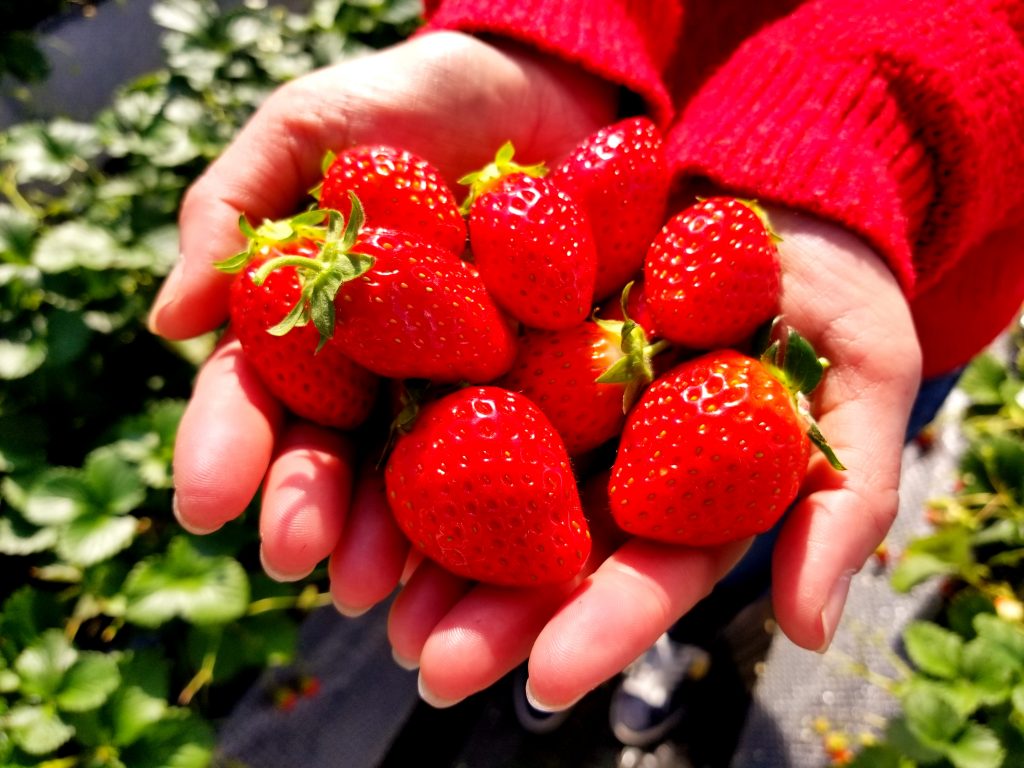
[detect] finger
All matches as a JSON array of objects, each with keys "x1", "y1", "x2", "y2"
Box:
[
  {"x1": 258, "y1": 423, "x2": 355, "y2": 581},
  {"x1": 387, "y1": 560, "x2": 471, "y2": 672},
  {"x1": 328, "y1": 468, "x2": 410, "y2": 616},
  {"x1": 770, "y1": 355, "x2": 921, "y2": 651},
  {"x1": 415, "y1": 574, "x2": 586, "y2": 708},
  {"x1": 404, "y1": 472, "x2": 618, "y2": 706},
  {"x1": 765, "y1": 208, "x2": 924, "y2": 651},
  {"x1": 525, "y1": 538, "x2": 749, "y2": 710},
  {"x1": 172, "y1": 336, "x2": 283, "y2": 532}
]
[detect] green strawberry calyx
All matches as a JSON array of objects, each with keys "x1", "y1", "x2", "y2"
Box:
[
  {"x1": 458, "y1": 141, "x2": 547, "y2": 215},
  {"x1": 214, "y1": 193, "x2": 375, "y2": 350},
  {"x1": 759, "y1": 317, "x2": 845, "y2": 471},
  {"x1": 595, "y1": 282, "x2": 671, "y2": 412}
]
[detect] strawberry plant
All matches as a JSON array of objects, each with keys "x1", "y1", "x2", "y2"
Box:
[
  {"x1": 0, "y1": 0, "x2": 420, "y2": 764},
  {"x1": 845, "y1": 312, "x2": 1024, "y2": 768}
]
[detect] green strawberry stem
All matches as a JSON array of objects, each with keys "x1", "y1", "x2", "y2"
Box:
[
  {"x1": 595, "y1": 282, "x2": 670, "y2": 412},
  {"x1": 759, "y1": 317, "x2": 845, "y2": 471},
  {"x1": 458, "y1": 141, "x2": 547, "y2": 215},
  {"x1": 215, "y1": 194, "x2": 375, "y2": 351}
]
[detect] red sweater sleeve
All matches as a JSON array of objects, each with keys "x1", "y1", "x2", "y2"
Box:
[
  {"x1": 420, "y1": 0, "x2": 682, "y2": 128},
  {"x1": 423, "y1": 0, "x2": 1024, "y2": 377},
  {"x1": 669, "y1": 0, "x2": 1024, "y2": 375}
]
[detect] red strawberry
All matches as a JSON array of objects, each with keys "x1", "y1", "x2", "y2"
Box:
[
  {"x1": 318, "y1": 145, "x2": 466, "y2": 256},
  {"x1": 551, "y1": 116, "x2": 670, "y2": 301},
  {"x1": 385, "y1": 386, "x2": 591, "y2": 586},
  {"x1": 223, "y1": 236, "x2": 379, "y2": 430},
  {"x1": 608, "y1": 326, "x2": 843, "y2": 546},
  {"x1": 222, "y1": 202, "x2": 518, "y2": 384},
  {"x1": 497, "y1": 310, "x2": 669, "y2": 457},
  {"x1": 333, "y1": 226, "x2": 518, "y2": 382},
  {"x1": 461, "y1": 143, "x2": 597, "y2": 330},
  {"x1": 644, "y1": 197, "x2": 781, "y2": 349}
]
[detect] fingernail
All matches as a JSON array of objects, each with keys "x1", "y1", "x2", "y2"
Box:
[
  {"x1": 525, "y1": 678, "x2": 577, "y2": 713},
  {"x1": 147, "y1": 262, "x2": 185, "y2": 335},
  {"x1": 172, "y1": 492, "x2": 221, "y2": 535},
  {"x1": 818, "y1": 569, "x2": 856, "y2": 653},
  {"x1": 258, "y1": 545, "x2": 309, "y2": 583},
  {"x1": 417, "y1": 674, "x2": 461, "y2": 709},
  {"x1": 332, "y1": 594, "x2": 370, "y2": 619},
  {"x1": 392, "y1": 649, "x2": 419, "y2": 671}
]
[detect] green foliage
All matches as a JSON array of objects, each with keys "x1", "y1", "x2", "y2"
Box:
[
  {"x1": 0, "y1": 0, "x2": 420, "y2": 763},
  {"x1": 850, "y1": 318, "x2": 1024, "y2": 768}
]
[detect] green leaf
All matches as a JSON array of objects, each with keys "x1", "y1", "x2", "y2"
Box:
[
  {"x1": 151, "y1": 0, "x2": 216, "y2": 36},
  {"x1": 83, "y1": 449, "x2": 147, "y2": 516},
  {"x1": 0, "y1": 337, "x2": 46, "y2": 379},
  {"x1": 891, "y1": 526, "x2": 976, "y2": 592},
  {"x1": 108, "y1": 650, "x2": 170, "y2": 747},
  {"x1": 960, "y1": 636, "x2": 1017, "y2": 704},
  {"x1": 973, "y1": 612, "x2": 1024, "y2": 662},
  {"x1": 122, "y1": 537, "x2": 250, "y2": 627},
  {"x1": 21, "y1": 467, "x2": 89, "y2": 526},
  {"x1": 55, "y1": 652, "x2": 121, "y2": 713},
  {"x1": 945, "y1": 724, "x2": 1005, "y2": 768},
  {"x1": 0, "y1": 512, "x2": 58, "y2": 555},
  {"x1": 14, "y1": 629, "x2": 77, "y2": 699},
  {"x1": 0, "y1": 205, "x2": 38, "y2": 264},
  {"x1": 902, "y1": 680, "x2": 966, "y2": 745},
  {"x1": 959, "y1": 352, "x2": 1009, "y2": 408},
  {"x1": 55, "y1": 512, "x2": 138, "y2": 567},
  {"x1": 885, "y1": 715, "x2": 947, "y2": 764},
  {"x1": 4, "y1": 703, "x2": 75, "y2": 755},
  {"x1": 1011, "y1": 682, "x2": 1024, "y2": 719},
  {"x1": 32, "y1": 222, "x2": 126, "y2": 273},
  {"x1": 903, "y1": 621, "x2": 963, "y2": 679},
  {"x1": 109, "y1": 684, "x2": 168, "y2": 747},
  {"x1": 1, "y1": 120, "x2": 100, "y2": 185}
]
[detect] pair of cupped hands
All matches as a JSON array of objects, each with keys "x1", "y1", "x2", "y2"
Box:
[{"x1": 148, "y1": 32, "x2": 922, "y2": 711}]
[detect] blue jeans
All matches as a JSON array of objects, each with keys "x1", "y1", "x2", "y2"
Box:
[{"x1": 667, "y1": 370, "x2": 963, "y2": 644}]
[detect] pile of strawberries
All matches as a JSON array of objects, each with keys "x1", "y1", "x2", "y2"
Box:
[{"x1": 218, "y1": 117, "x2": 842, "y2": 588}]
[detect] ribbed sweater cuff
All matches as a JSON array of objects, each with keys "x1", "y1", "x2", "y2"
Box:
[
  {"x1": 668, "y1": 47, "x2": 927, "y2": 295},
  {"x1": 668, "y1": 0, "x2": 1024, "y2": 299},
  {"x1": 421, "y1": 0, "x2": 679, "y2": 129}
]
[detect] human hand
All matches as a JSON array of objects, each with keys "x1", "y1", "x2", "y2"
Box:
[
  {"x1": 386, "y1": 207, "x2": 923, "y2": 710},
  {"x1": 150, "y1": 30, "x2": 618, "y2": 568},
  {"x1": 152, "y1": 29, "x2": 923, "y2": 712}
]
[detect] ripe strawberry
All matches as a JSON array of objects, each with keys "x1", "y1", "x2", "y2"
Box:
[
  {"x1": 223, "y1": 234, "x2": 379, "y2": 430},
  {"x1": 333, "y1": 226, "x2": 518, "y2": 382},
  {"x1": 318, "y1": 144, "x2": 466, "y2": 256},
  {"x1": 551, "y1": 116, "x2": 670, "y2": 301},
  {"x1": 221, "y1": 200, "x2": 518, "y2": 384},
  {"x1": 608, "y1": 326, "x2": 843, "y2": 546},
  {"x1": 497, "y1": 306, "x2": 669, "y2": 457},
  {"x1": 461, "y1": 143, "x2": 597, "y2": 330},
  {"x1": 497, "y1": 322, "x2": 627, "y2": 457},
  {"x1": 644, "y1": 197, "x2": 781, "y2": 349},
  {"x1": 385, "y1": 386, "x2": 591, "y2": 586}
]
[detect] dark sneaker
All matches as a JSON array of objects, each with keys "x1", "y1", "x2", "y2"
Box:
[
  {"x1": 609, "y1": 634, "x2": 711, "y2": 747},
  {"x1": 511, "y1": 665, "x2": 573, "y2": 735}
]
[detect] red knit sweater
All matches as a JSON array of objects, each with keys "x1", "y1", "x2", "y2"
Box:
[{"x1": 423, "y1": 0, "x2": 1024, "y2": 378}]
